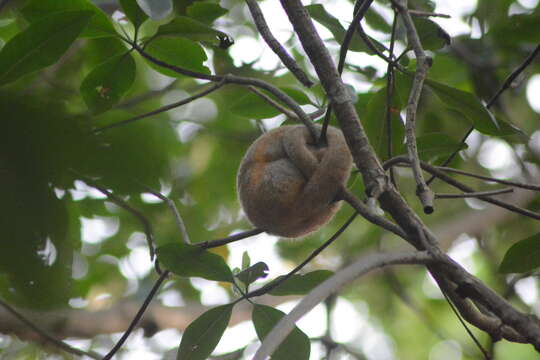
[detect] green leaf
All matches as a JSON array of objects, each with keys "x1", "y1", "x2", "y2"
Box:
[
  {"x1": 230, "y1": 92, "x2": 281, "y2": 119},
  {"x1": 119, "y1": 0, "x2": 148, "y2": 29},
  {"x1": 413, "y1": 18, "x2": 451, "y2": 51},
  {"x1": 252, "y1": 305, "x2": 310, "y2": 360},
  {"x1": 186, "y1": 2, "x2": 228, "y2": 24},
  {"x1": 425, "y1": 78, "x2": 518, "y2": 136},
  {"x1": 156, "y1": 16, "x2": 231, "y2": 46},
  {"x1": 364, "y1": 8, "x2": 391, "y2": 33},
  {"x1": 236, "y1": 262, "x2": 269, "y2": 286},
  {"x1": 499, "y1": 233, "x2": 540, "y2": 273},
  {"x1": 21, "y1": 0, "x2": 116, "y2": 39},
  {"x1": 136, "y1": 0, "x2": 173, "y2": 20},
  {"x1": 280, "y1": 87, "x2": 313, "y2": 105},
  {"x1": 269, "y1": 270, "x2": 334, "y2": 296},
  {"x1": 80, "y1": 52, "x2": 136, "y2": 114},
  {"x1": 0, "y1": 11, "x2": 94, "y2": 86},
  {"x1": 305, "y1": 4, "x2": 385, "y2": 54},
  {"x1": 242, "y1": 251, "x2": 251, "y2": 269},
  {"x1": 145, "y1": 37, "x2": 210, "y2": 77},
  {"x1": 156, "y1": 243, "x2": 234, "y2": 282},
  {"x1": 177, "y1": 304, "x2": 234, "y2": 360},
  {"x1": 397, "y1": 133, "x2": 468, "y2": 161},
  {"x1": 362, "y1": 87, "x2": 405, "y2": 161}
]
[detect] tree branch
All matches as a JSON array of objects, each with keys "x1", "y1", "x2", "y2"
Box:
[
  {"x1": 394, "y1": 0, "x2": 434, "y2": 214},
  {"x1": 245, "y1": 0, "x2": 313, "y2": 87},
  {"x1": 253, "y1": 250, "x2": 434, "y2": 360}
]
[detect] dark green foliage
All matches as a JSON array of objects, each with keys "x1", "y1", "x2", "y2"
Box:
[
  {"x1": 252, "y1": 304, "x2": 310, "y2": 360},
  {"x1": 157, "y1": 243, "x2": 234, "y2": 282},
  {"x1": 0, "y1": 11, "x2": 94, "y2": 85},
  {"x1": 269, "y1": 270, "x2": 334, "y2": 296},
  {"x1": 177, "y1": 304, "x2": 234, "y2": 360},
  {"x1": 500, "y1": 233, "x2": 540, "y2": 273}
]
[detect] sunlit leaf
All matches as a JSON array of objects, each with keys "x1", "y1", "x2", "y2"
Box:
[
  {"x1": 252, "y1": 304, "x2": 310, "y2": 360},
  {"x1": 0, "y1": 11, "x2": 94, "y2": 86},
  {"x1": 157, "y1": 243, "x2": 234, "y2": 282},
  {"x1": 177, "y1": 304, "x2": 234, "y2": 360}
]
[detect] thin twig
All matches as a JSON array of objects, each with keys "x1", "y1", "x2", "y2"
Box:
[
  {"x1": 245, "y1": 0, "x2": 313, "y2": 87},
  {"x1": 253, "y1": 250, "x2": 434, "y2": 360},
  {"x1": 0, "y1": 298, "x2": 102, "y2": 360},
  {"x1": 93, "y1": 80, "x2": 226, "y2": 133},
  {"x1": 117, "y1": 80, "x2": 178, "y2": 108},
  {"x1": 386, "y1": 11, "x2": 399, "y2": 187},
  {"x1": 320, "y1": 0, "x2": 374, "y2": 144},
  {"x1": 435, "y1": 188, "x2": 513, "y2": 199},
  {"x1": 341, "y1": 189, "x2": 407, "y2": 239},
  {"x1": 246, "y1": 212, "x2": 359, "y2": 298},
  {"x1": 384, "y1": 156, "x2": 540, "y2": 221},
  {"x1": 409, "y1": 10, "x2": 451, "y2": 18},
  {"x1": 436, "y1": 166, "x2": 540, "y2": 191},
  {"x1": 247, "y1": 86, "x2": 325, "y2": 121},
  {"x1": 395, "y1": 0, "x2": 434, "y2": 214},
  {"x1": 139, "y1": 185, "x2": 191, "y2": 244},
  {"x1": 428, "y1": 42, "x2": 540, "y2": 183},
  {"x1": 127, "y1": 40, "x2": 319, "y2": 142},
  {"x1": 80, "y1": 177, "x2": 157, "y2": 260},
  {"x1": 102, "y1": 270, "x2": 170, "y2": 360},
  {"x1": 198, "y1": 229, "x2": 264, "y2": 249}
]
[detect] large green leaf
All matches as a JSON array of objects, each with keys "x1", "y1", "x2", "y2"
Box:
[
  {"x1": 397, "y1": 133, "x2": 468, "y2": 161},
  {"x1": 499, "y1": 233, "x2": 540, "y2": 273},
  {"x1": 136, "y1": 0, "x2": 173, "y2": 20},
  {"x1": 363, "y1": 86, "x2": 405, "y2": 161},
  {"x1": 269, "y1": 270, "x2": 334, "y2": 296},
  {"x1": 412, "y1": 17, "x2": 451, "y2": 51},
  {"x1": 145, "y1": 36, "x2": 210, "y2": 77},
  {"x1": 425, "y1": 78, "x2": 518, "y2": 136},
  {"x1": 230, "y1": 92, "x2": 281, "y2": 119},
  {"x1": 177, "y1": 304, "x2": 234, "y2": 360},
  {"x1": 186, "y1": 2, "x2": 228, "y2": 24},
  {"x1": 252, "y1": 304, "x2": 310, "y2": 360},
  {"x1": 119, "y1": 0, "x2": 149, "y2": 29},
  {"x1": 81, "y1": 52, "x2": 136, "y2": 114},
  {"x1": 156, "y1": 16, "x2": 231, "y2": 46},
  {"x1": 0, "y1": 11, "x2": 94, "y2": 86},
  {"x1": 21, "y1": 0, "x2": 116, "y2": 39},
  {"x1": 157, "y1": 243, "x2": 234, "y2": 282}
]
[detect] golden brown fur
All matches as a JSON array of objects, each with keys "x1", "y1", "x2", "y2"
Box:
[{"x1": 237, "y1": 125, "x2": 352, "y2": 238}]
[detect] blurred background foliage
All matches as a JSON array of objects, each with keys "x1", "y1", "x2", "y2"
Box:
[{"x1": 0, "y1": 0, "x2": 540, "y2": 359}]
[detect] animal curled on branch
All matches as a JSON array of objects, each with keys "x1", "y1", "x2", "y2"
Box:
[{"x1": 237, "y1": 125, "x2": 353, "y2": 238}]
